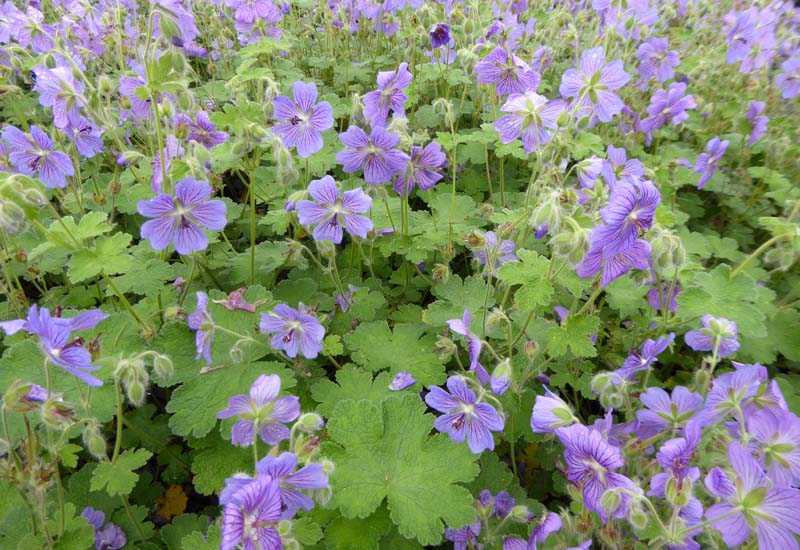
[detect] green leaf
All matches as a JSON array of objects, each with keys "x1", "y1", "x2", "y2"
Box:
[
  {"x1": 677, "y1": 264, "x2": 771, "y2": 338},
  {"x1": 180, "y1": 525, "x2": 222, "y2": 550},
  {"x1": 496, "y1": 250, "x2": 554, "y2": 310},
  {"x1": 90, "y1": 449, "x2": 152, "y2": 496},
  {"x1": 327, "y1": 395, "x2": 478, "y2": 545},
  {"x1": 51, "y1": 503, "x2": 94, "y2": 550},
  {"x1": 161, "y1": 514, "x2": 209, "y2": 550},
  {"x1": 311, "y1": 366, "x2": 394, "y2": 417},
  {"x1": 68, "y1": 232, "x2": 132, "y2": 283},
  {"x1": 545, "y1": 316, "x2": 601, "y2": 358},
  {"x1": 292, "y1": 517, "x2": 323, "y2": 546},
  {"x1": 423, "y1": 275, "x2": 493, "y2": 327},
  {"x1": 344, "y1": 322, "x2": 445, "y2": 386}
]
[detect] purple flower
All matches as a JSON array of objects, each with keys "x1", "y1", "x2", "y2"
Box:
[
  {"x1": 392, "y1": 142, "x2": 446, "y2": 196},
  {"x1": 151, "y1": 135, "x2": 184, "y2": 193},
  {"x1": 614, "y1": 333, "x2": 675, "y2": 382},
  {"x1": 559, "y1": 46, "x2": 630, "y2": 123},
  {"x1": 213, "y1": 288, "x2": 258, "y2": 313},
  {"x1": 685, "y1": 137, "x2": 729, "y2": 190},
  {"x1": 531, "y1": 386, "x2": 577, "y2": 434},
  {"x1": 705, "y1": 442, "x2": 800, "y2": 549},
  {"x1": 636, "y1": 38, "x2": 680, "y2": 88},
  {"x1": 187, "y1": 111, "x2": 228, "y2": 148},
  {"x1": 776, "y1": 55, "x2": 800, "y2": 99},
  {"x1": 137, "y1": 176, "x2": 227, "y2": 255},
  {"x1": 118, "y1": 69, "x2": 152, "y2": 121},
  {"x1": 685, "y1": 315, "x2": 739, "y2": 357},
  {"x1": 32, "y1": 65, "x2": 84, "y2": 129},
  {"x1": 240, "y1": 453, "x2": 329, "y2": 516},
  {"x1": 748, "y1": 410, "x2": 800, "y2": 487},
  {"x1": 259, "y1": 303, "x2": 325, "y2": 359},
  {"x1": 447, "y1": 309, "x2": 489, "y2": 384},
  {"x1": 63, "y1": 111, "x2": 103, "y2": 158},
  {"x1": 638, "y1": 82, "x2": 696, "y2": 133},
  {"x1": 636, "y1": 386, "x2": 703, "y2": 432},
  {"x1": 82, "y1": 507, "x2": 126, "y2": 550},
  {"x1": 0, "y1": 305, "x2": 107, "y2": 386},
  {"x1": 577, "y1": 236, "x2": 652, "y2": 287},
  {"x1": 389, "y1": 371, "x2": 416, "y2": 391},
  {"x1": 555, "y1": 423, "x2": 640, "y2": 522},
  {"x1": 480, "y1": 489, "x2": 515, "y2": 518},
  {"x1": 596, "y1": 179, "x2": 660, "y2": 255},
  {"x1": 601, "y1": 145, "x2": 645, "y2": 189},
  {"x1": 647, "y1": 280, "x2": 680, "y2": 312},
  {"x1": 272, "y1": 81, "x2": 333, "y2": 158},
  {"x1": 221, "y1": 475, "x2": 282, "y2": 550},
  {"x1": 445, "y1": 519, "x2": 481, "y2": 550},
  {"x1": 225, "y1": 0, "x2": 279, "y2": 24},
  {"x1": 295, "y1": 175, "x2": 373, "y2": 244},
  {"x1": 425, "y1": 375, "x2": 504, "y2": 454},
  {"x1": 217, "y1": 374, "x2": 300, "y2": 446},
  {"x1": 363, "y1": 62, "x2": 412, "y2": 128},
  {"x1": 504, "y1": 511, "x2": 562, "y2": 550},
  {"x1": 746, "y1": 101, "x2": 768, "y2": 146},
  {"x1": 429, "y1": 23, "x2": 450, "y2": 48},
  {"x1": 696, "y1": 363, "x2": 762, "y2": 426},
  {"x1": 187, "y1": 292, "x2": 215, "y2": 364},
  {"x1": 2, "y1": 125, "x2": 74, "y2": 188},
  {"x1": 474, "y1": 46, "x2": 540, "y2": 96},
  {"x1": 473, "y1": 231, "x2": 517, "y2": 275},
  {"x1": 494, "y1": 91, "x2": 564, "y2": 153},
  {"x1": 336, "y1": 126, "x2": 409, "y2": 185}
]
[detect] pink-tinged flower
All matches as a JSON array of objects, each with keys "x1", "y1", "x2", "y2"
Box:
[
  {"x1": 272, "y1": 81, "x2": 333, "y2": 158},
  {"x1": 213, "y1": 288, "x2": 258, "y2": 313},
  {"x1": 2, "y1": 125, "x2": 74, "y2": 188},
  {"x1": 295, "y1": 175, "x2": 373, "y2": 244},
  {"x1": 425, "y1": 375, "x2": 505, "y2": 454},
  {"x1": 32, "y1": 65, "x2": 85, "y2": 129},
  {"x1": 776, "y1": 55, "x2": 800, "y2": 99},
  {"x1": 137, "y1": 177, "x2": 227, "y2": 255},
  {"x1": 335, "y1": 126, "x2": 409, "y2": 185},
  {"x1": 392, "y1": 142, "x2": 446, "y2": 196},
  {"x1": 474, "y1": 46, "x2": 540, "y2": 96},
  {"x1": 363, "y1": 62, "x2": 412, "y2": 128},
  {"x1": 705, "y1": 442, "x2": 800, "y2": 549},
  {"x1": 746, "y1": 101, "x2": 768, "y2": 146},
  {"x1": 555, "y1": 423, "x2": 640, "y2": 522},
  {"x1": 220, "y1": 475, "x2": 282, "y2": 550},
  {"x1": 494, "y1": 91, "x2": 564, "y2": 153},
  {"x1": 636, "y1": 37, "x2": 680, "y2": 89},
  {"x1": 259, "y1": 303, "x2": 324, "y2": 359},
  {"x1": 187, "y1": 291, "x2": 215, "y2": 364},
  {"x1": 217, "y1": 374, "x2": 300, "y2": 447},
  {"x1": 559, "y1": 46, "x2": 630, "y2": 123},
  {"x1": 685, "y1": 315, "x2": 739, "y2": 357},
  {"x1": 638, "y1": 82, "x2": 696, "y2": 133}
]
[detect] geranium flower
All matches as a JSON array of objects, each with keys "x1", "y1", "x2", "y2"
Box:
[
  {"x1": 494, "y1": 91, "x2": 564, "y2": 153},
  {"x1": 259, "y1": 304, "x2": 325, "y2": 359},
  {"x1": 295, "y1": 175, "x2": 373, "y2": 244},
  {"x1": 559, "y1": 46, "x2": 630, "y2": 123},
  {"x1": 335, "y1": 126, "x2": 409, "y2": 184},
  {"x1": 272, "y1": 81, "x2": 333, "y2": 158},
  {"x1": 2, "y1": 125, "x2": 74, "y2": 188},
  {"x1": 363, "y1": 62, "x2": 412, "y2": 127}
]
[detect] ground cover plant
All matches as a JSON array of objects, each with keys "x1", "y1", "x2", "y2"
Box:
[{"x1": 0, "y1": 0, "x2": 799, "y2": 548}]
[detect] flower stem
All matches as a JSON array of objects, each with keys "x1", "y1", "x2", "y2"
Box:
[{"x1": 730, "y1": 234, "x2": 784, "y2": 278}]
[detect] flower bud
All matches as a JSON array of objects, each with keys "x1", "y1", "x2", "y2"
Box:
[
  {"x1": 297, "y1": 413, "x2": 324, "y2": 433},
  {"x1": 126, "y1": 379, "x2": 146, "y2": 407},
  {"x1": 431, "y1": 263, "x2": 450, "y2": 284},
  {"x1": 627, "y1": 500, "x2": 648, "y2": 530},
  {"x1": 320, "y1": 458, "x2": 335, "y2": 476},
  {"x1": 160, "y1": 99, "x2": 174, "y2": 118},
  {"x1": 229, "y1": 340, "x2": 246, "y2": 364},
  {"x1": 490, "y1": 359, "x2": 512, "y2": 395},
  {"x1": 665, "y1": 476, "x2": 692, "y2": 507},
  {"x1": 0, "y1": 201, "x2": 26, "y2": 232},
  {"x1": 590, "y1": 372, "x2": 614, "y2": 394},
  {"x1": 277, "y1": 520, "x2": 293, "y2": 538},
  {"x1": 82, "y1": 421, "x2": 107, "y2": 459},
  {"x1": 316, "y1": 486, "x2": 333, "y2": 507},
  {"x1": 21, "y1": 187, "x2": 48, "y2": 207},
  {"x1": 485, "y1": 308, "x2": 508, "y2": 333},
  {"x1": 316, "y1": 239, "x2": 337, "y2": 259},
  {"x1": 434, "y1": 335, "x2": 456, "y2": 359},
  {"x1": 524, "y1": 340, "x2": 539, "y2": 358},
  {"x1": 153, "y1": 354, "x2": 174, "y2": 380},
  {"x1": 510, "y1": 504, "x2": 533, "y2": 523},
  {"x1": 556, "y1": 110, "x2": 570, "y2": 127},
  {"x1": 600, "y1": 489, "x2": 621, "y2": 516},
  {"x1": 98, "y1": 75, "x2": 113, "y2": 94},
  {"x1": 41, "y1": 396, "x2": 75, "y2": 428}
]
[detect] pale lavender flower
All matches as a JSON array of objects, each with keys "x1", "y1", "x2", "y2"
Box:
[
  {"x1": 425, "y1": 376, "x2": 504, "y2": 454},
  {"x1": 32, "y1": 65, "x2": 85, "y2": 129},
  {"x1": 746, "y1": 101, "x2": 768, "y2": 145},
  {"x1": 445, "y1": 519, "x2": 482, "y2": 550},
  {"x1": 685, "y1": 315, "x2": 739, "y2": 357},
  {"x1": 637, "y1": 386, "x2": 703, "y2": 432},
  {"x1": 747, "y1": 410, "x2": 800, "y2": 487},
  {"x1": 531, "y1": 386, "x2": 577, "y2": 433},
  {"x1": 647, "y1": 280, "x2": 680, "y2": 312},
  {"x1": 392, "y1": 142, "x2": 446, "y2": 196},
  {"x1": 705, "y1": 442, "x2": 800, "y2": 549},
  {"x1": 63, "y1": 111, "x2": 103, "y2": 158},
  {"x1": 639, "y1": 82, "x2": 696, "y2": 133},
  {"x1": 636, "y1": 37, "x2": 680, "y2": 89},
  {"x1": 474, "y1": 46, "x2": 540, "y2": 96},
  {"x1": 494, "y1": 91, "x2": 564, "y2": 153},
  {"x1": 273, "y1": 81, "x2": 333, "y2": 158},
  {"x1": 447, "y1": 308, "x2": 489, "y2": 384},
  {"x1": 614, "y1": 333, "x2": 675, "y2": 382},
  {"x1": 217, "y1": 374, "x2": 299, "y2": 446},
  {"x1": 295, "y1": 175, "x2": 373, "y2": 244},
  {"x1": 474, "y1": 231, "x2": 517, "y2": 275},
  {"x1": 225, "y1": 0, "x2": 280, "y2": 23},
  {"x1": 601, "y1": 145, "x2": 645, "y2": 189},
  {"x1": 776, "y1": 55, "x2": 800, "y2": 99},
  {"x1": 389, "y1": 371, "x2": 416, "y2": 390},
  {"x1": 336, "y1": 126, "x2": 409, "y2": 185},
  {"x1": 577, "y1": 236, "x2": 652, "y2": 287},
  {"x1": 187, "y1": 292, "x2": 215, "y2": 364},
  {"x1": 696, "y1": 363, "x2": 762, "y2": 426},
  {"x1": 151, "y1": 135, "x2": 184, "y2": 193},
  {"x1": 259, "y1": 304, "x2": 325, "y2": 359},
  {"x1": 254, "y1": 453, "x2": 328, "y2": 516},
  {"x1": 3, "y1": 125, "x2": 74, "y2": 188},
  {"x1": 503, "y1": 511, "x2": 562, "y2": 550},
  {"x1": 187, "y1": 111, "x2": 228, "y2": 148},
  {"x1": 596, "y1": 179, "x2": 660, "y2": 254},
  {"x1": 684, "y1": 137, "x2": 729, "y2": 189},
  {"x1": 137, "y1": 177, "x2": 227, "y2": 255},
  {"x1": 363, "y1": 62, "x2": 412, "y2": 127},
  {"x1": 82, "y1": 507, "x2": 126, "y2": 550},
  {"x1": 559, "y1": 46, "x2": 630, "y2": 123}
]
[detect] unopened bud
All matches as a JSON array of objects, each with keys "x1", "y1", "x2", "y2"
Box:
[
  {"x1": 82, "y1": 421, "x2": 107, "y2": 459},
  {"x1": 297, "y1": 413, "x2": 324, "y2": 433},
  {"x1": 431, "y1": 263, "x2": 450, "y2": 284},
  {"x1": 434, "y1": 335, "x2": 456, "y2": 359},
  {"x1": 320, "y1": 458, "x2": 335, "y2": 475},
  {"x1": 153, "y1": 354, "x2": 174, "y2": 380},
  {"x1": 98, "y1": 75, "x2": 113, "y2": 94},
  {"x1": 510, "y1": 504, "x2": 532, "y2": 523},
  {"x1": 600, "y1": 489, "x2": 621, "y2": 516},
  {"x1": 490, "y1": 359, "x2": 512, "y2": 395},
  {"x1": 316, "y1": 239, "x2": 337, "y2": 259},
  {"x1": 524, "y1": 340, "x2": 539, "y2": 358},
  {"x1": 126, "y1": 380, "x2": 146, "y2": 407}
]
